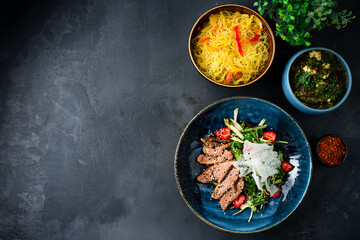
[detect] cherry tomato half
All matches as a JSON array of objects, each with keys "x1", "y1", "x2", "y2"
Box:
[
  {"x1": 281, "y1": 161, "x2": 294, "y2": 173},
  {"x1": 263, "y1": 131, "x2": 277, "y2": 143},
  {"x1": 215, "y1": 127, "x2": 231, "y2": 140},
  {"x1": 272, "y1": 188, "x2": 281, "y2": 198},
  {"x1": 233, "y1": 194, "x2": 246, "y2": 208}
]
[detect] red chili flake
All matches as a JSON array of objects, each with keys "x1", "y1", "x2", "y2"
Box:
[{"x1": 318, "y1": 136, "x2": 346, "y2": 166}]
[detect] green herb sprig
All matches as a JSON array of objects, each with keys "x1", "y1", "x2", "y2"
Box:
[
  {"x1": 254, "y1": 0, "x2": 355, "y2": 46},
  {"x1": 243, "y1": 174, "x2": 270, "y2": 207}
]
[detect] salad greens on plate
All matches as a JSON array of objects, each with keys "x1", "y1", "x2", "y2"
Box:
[{"x1": 208, "y1": 108, "x2": 294, "y2": 222}]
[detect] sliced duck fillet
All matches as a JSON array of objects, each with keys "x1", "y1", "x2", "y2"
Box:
[
  {"x1": 211, "y1": 168, "x2": 240, "y2": 199},
  {"x1": 217, "y1": 162, "x2": 233, "y2": 183},
  {"x1": 203, "y1": 143, "x2": 231, "y2": 156},
  {"x1": 200, "y1": 136, "x2": 230, "y2": 145},
  {"x1": 201, "y1": 140, "x2": 222, "y2": 148},
  {"x1": 219, "y1": 177, "x2": 244, "y2": 210},
  {"x1": 196, "y1": 161, "x2": 233, "y2": 183},
  {"x1": 197, "y1": 150, "x2": 233, "y2": 165}
]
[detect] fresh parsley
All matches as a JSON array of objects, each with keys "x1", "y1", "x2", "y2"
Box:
[{"x1": 254, "y1": 0, "x2": 355, "y2": 46}]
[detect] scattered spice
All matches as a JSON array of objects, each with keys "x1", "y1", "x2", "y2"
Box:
[{"x1": 318, "y1": 135, "x2": 346, "y2": 166}]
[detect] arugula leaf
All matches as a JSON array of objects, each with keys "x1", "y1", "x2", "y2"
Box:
[
  {"x1": 231, "y1": 141, "x2": 243, "y2": 159},
  {"x1": 243, "y1": 174, "x2": 270, "y2": 208}
]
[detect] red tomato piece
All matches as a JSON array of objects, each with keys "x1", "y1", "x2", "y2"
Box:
[
  {"x1": 215, "y1": 127, "x2": 231, "y2": 140},
  {"x1": 233, "y1": 194, "x2": 246, "y2": 208},
  {"x1": 281, "y1": 161, "x2": 294, "y2": 172},
  {"x1": 272, "y1": 188, "x2": 281, "y2": 198},
  {"x1": 263, "y1": 131, "x2": 276, "y2": 143}
]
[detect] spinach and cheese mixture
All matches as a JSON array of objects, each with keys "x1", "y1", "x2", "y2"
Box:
[{"x1": 290, "y1": 50, "x2": 347, "y2": 109}]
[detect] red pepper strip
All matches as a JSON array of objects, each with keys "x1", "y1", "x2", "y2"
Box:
[
  {"x1": 225, "y1": 71, "x2": 233, "y2": 84},
  {"x1": 212, "y1": 25, "x2": 219, "y2": 34},
  {"x1": 243, "y1": 37, "x2": 248, "y2": 55},
  {"x1": 234, "y1": 26, "x2": 243, "y2": 57},
  {"x1": 251, "y1": 26, "x2": 263, "y2": 33},
  {"x1": 197, "y1": 26, "x2": 201, "y2": 32},
  {"x1": 249, "y1": 33, "x2": 259, "y2": 44},
  {"x1": 199, "y1": 36, "x2": 210, "y2": 43}
]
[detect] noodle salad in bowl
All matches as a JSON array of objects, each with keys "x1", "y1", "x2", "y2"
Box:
[{"x1": 189, "y1": 5, "x2": 275, "y2": 87}]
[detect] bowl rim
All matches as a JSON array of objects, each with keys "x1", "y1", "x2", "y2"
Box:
[
  {"x1": 174, "y1": 96, "x2": 313, "y2": 233},
  {"x1": 283, "y1": 47, "x2": 352, "y2": 113},
  {"x1": 316, "y1": 134, "x2": 347, "y2": 167},
  {"x1": 188, "y1": 4, "x2": 275, "y2": 88}
]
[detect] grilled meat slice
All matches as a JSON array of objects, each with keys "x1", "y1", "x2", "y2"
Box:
[
  {"x1": 196, "y1": 161, "x2": 233, "y2": 183},
  {"x1": 200, "y1": 136, "x2": 231, "y2": 145},
  {"x1": 211, "y1": 168, "x2": 240, "y2": 199},
  {"x1": 196, "y1": 150, "x2": 233, "y2": 165},
  {"x1": 200, "y1": 139, "x2": 223, "y2": 148},
  {"x1": 217, "y1": 162, "x2": 233, "y2": 183},
  {"x1": 203, "y1": 143, "x2": 231, "y2": 156},
  {"x1": 219, "y1": 177, "x2": 244, "y2": 210}
]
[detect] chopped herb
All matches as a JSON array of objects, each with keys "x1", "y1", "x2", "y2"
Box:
[{"x1": 290, "y1": 50, "x2": 347, "y2": 109}]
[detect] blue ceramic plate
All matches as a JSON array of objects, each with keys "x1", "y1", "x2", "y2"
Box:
[{"x1": 174, "y1": 97, "x2": 312, "y2": 233}]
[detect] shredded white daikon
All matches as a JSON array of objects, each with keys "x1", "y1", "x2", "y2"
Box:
[{"x1": 232, "y1": 140, "x2": 281, "y2": 195}]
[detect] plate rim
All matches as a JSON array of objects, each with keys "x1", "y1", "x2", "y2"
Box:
[{"x1": 174, "y1": 96, "x2": 313, "y2": 233}]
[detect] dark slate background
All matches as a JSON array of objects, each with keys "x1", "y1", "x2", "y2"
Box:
[{"x1": 0, "y1": 0, "x2": 359, "y2": 239}]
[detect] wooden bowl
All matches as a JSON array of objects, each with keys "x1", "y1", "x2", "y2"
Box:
[{"x1": 188, "y1": 4, "x2": 275, "y2": 87}]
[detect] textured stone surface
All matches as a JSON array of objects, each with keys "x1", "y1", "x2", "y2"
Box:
[{"x1": 0, "y1": 0, "x2": 359, "y2": 239}]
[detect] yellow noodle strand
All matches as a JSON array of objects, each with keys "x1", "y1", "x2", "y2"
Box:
[{"x1": 192, "y1": 11, "x2": 269, "y2": 85}]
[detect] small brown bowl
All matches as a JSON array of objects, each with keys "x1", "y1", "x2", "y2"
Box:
[
  {"x1": 316, "y1": 134, "x2": 347, "y2": 167},
  {"x1": 188, "y1": 4, "x2": 275, "y2": 87}
]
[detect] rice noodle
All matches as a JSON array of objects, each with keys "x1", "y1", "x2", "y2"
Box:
[{"x1": 192, "y1": 11, "x2": 269, "y2": 85}]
